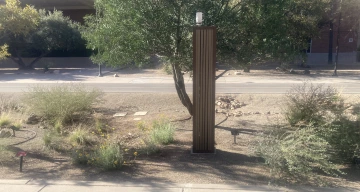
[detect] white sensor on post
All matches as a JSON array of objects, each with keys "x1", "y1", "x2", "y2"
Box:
[{"x1": 196, "y1": 12, "x2": 203, "y2": 26}]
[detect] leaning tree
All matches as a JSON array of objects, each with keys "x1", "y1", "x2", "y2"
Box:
[{"x1": 82, "y1": 0, "x2": 329, "y2": 115}]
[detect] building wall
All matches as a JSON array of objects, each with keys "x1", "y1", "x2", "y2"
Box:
[
  {"x1": 62, "y1": 9, "x2": 95, "y2": 23},
  {"x1": 312, "y1": 30, "x2": 358, "y2": 53},
  {"x1": 0, "y1": 57, "x2": 97, "y2": 68},
  {"x1": 307, "y1": 52, "x2": 357, "y2": 65},
  {"x1": 311, "y1": 9, "x2": 359, "y2": 54}
]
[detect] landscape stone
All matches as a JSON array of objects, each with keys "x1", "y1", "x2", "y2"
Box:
[
  {"x1": 134, "y1": 111, "x2": 148, "y2": 116},
  {"x1": 234, "y1": 71, "x2": 241, "y2": 75},
  {"x1": 113, "y1": 112, "x2": 127, "y2": 117},
  {"x1": 114, "y1": 74, "x2": 119, "y2": 77},
  {"x1": 133, "y1": 118, "x2": 141, "y2": 121},
  {"x1": 0, "y1": 130, "x2": 12, "y2": 138}
]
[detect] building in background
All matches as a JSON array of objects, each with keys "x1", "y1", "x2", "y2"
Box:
[
  {"x1": 308, "y1": 6, "x2": 359, "y2": 66},
  {"x1": 0, "y1": 0, "x2": 95, "y2": 23}
]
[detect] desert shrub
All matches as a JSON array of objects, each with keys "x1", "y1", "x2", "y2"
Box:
[
  {"x1": 284, "y1": 82, "x2": 345, "y2": 126},
  {"x1": 149, "y1": 119, "x2": 175, "y2": 145},
  {"x1": 9, "y1": 121, "x2": 22, "y2": 136},
  {"x1": 71, "y1": 149, "x2": 91, "y2": 165},
  {"x1": 254, "y1": 125, "x2": 342, "y2": 182},
  {"x1": 0, "y1": 94, "x2": 22, "y2": 112},
  {"x1": 43, "y1": 130, "x2": 64, "y2": 149},
  {"x1": 94, "y1": 117, "x2": 106, "y2": 133},
  {"x1": 25, "y1": 84, "x2": 102, "y2": 125},
  {"x1": 142, "y1": 138, "x2": 160, "y2": 155},
  {"x1": 0, "y1": 145, "x2": 11, "y2": 163},
  {"x1": 0, "y1": 114, "x2": 11, "y2": 127},
  {"x1": 54, "y1": 120, "x2": 63, "y2": 134},
  {"x1": 69, "y1": 127, "x2": 90, "y2": 145},
  {"x1": 92, "y1": 143, "x2": 124, "y2": 170},
  {"x1": 318, "y1": 118, "x2": 360, "y2": 163}
]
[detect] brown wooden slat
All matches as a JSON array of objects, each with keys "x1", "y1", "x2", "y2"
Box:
[{"x1": 192, "y1": 27, "x2": 216, "y2": 153}]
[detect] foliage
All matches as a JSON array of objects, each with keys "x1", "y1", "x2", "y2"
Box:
[
  {"x1": 25, "y1": 84, "x2": 102, "y2": 125},
  {"x1": 142, "y1": 138, "x2": 160, "y2": 155},
  {"x1": 0, "y1": 114, "x2": 11, "y2": 127},
  {"x1": 255, "y1": 83, "x2": 360, "y2": 183},
  {"x1": 54, "y1": 120, "x2": 63, "y2": 134},
  {"x1": 92, "y1": 143, "x2": 124, "y2": 170},
  {"x1": 0, "y1": 94, "x2": 22, "y2": 112},
  {"x1": 0, "y1": 0, "x2": 39, "y2": 61},
  {"x1": 150, "y1": 119, "x2": 175, "y2": 145},
  {"x1": 69, "y1": 126, "x2": 91, "y2": 146},
  {"x1": 137, "y1": 118, "x2": 175, "y2": 154},
  {"x1": 43, "y1": 130, "x2": 64, "y2": 149},
  {"x1": 71, "y1": 148, "x2": 91, "y2": 165},
  {"x1": 284, "y1": 83, "x2": 360, "y2": 163},
  {"x1": 0, "y1": 45, "x2": 10, "y2": 60},
  {"x1": 0, "y1": 2, "x2": 85, "y2": 69},
  {"x1": 254, "y1": 125, "x2": 342, "y2": 183},
  {"x1": 83, "y1": 0, "x2": 330, "y2": 115},
  {"x1": 284, "y1": 82, "x2": 345, "y2": 126},
  {"x1": 27, "y1": 10, "x2": 86, "y2": 57},
  {"x1": 318, "y1": 118, "x2": 360, "y2": 163}
]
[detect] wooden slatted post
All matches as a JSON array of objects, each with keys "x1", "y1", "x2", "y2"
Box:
[{"x1": 192, "y1": 26, "x2": 216, "y2": 153}]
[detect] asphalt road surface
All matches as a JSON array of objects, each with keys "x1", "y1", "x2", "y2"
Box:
[{"x1": 0, "y1": 82, "x2": 359, "y2": 94}]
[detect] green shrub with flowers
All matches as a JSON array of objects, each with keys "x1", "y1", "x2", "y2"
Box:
[
  {"x1": 137, "y1": 117, "x2": 176, "y2": 154},
  {"x1": 91, "y1": 142, "x2": 124, "y2": 170}
]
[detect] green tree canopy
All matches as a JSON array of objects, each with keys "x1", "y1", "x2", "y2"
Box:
[
  {"x1": 0, "y1": 0, "x2": 39, "y2": 60},
  {"x1": 0, "y1": 9, "x2": 85, "y2": 69},
  {"x1": 83, "y1": 0, "x2": 330, "y2": 115}
]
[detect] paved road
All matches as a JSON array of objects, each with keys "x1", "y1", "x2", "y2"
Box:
[
  {"x1": 0, "y1": 82, "x2": 359, "y2": 93},
  {"x1": 1, "y1": 68, "x2": 360, "y2": 93}
]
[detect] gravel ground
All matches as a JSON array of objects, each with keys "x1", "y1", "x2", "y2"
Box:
[{"x1": 0, "y1": 92, "x2": 359, "y2": 189}]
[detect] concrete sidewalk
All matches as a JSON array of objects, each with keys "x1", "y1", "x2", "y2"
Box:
[{"x1": 0, "y1": 180, "x2": 357, "y2": 192}]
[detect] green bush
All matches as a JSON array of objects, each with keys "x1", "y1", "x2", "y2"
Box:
[
  {"x1": 71, "y1": 149, "x2": 91, "y2": 165},
  {"x1": 43, "y1": 130, "x2": 63, "y2": 149},
  {"x1": 318, "y1": 118, "x2": 360, "y2": 163},
  {"x1": 0, "y1": 114, "x2": 11, "y2": 127},
  {"x1": 92, "y1": 143, "x2": 124, "y2": 170},
  {"x1": 150, "y1": 119, "x2": 175, "y2": 145},
  {"x1": 284, "y1": 82, "x2": 344, "y2": 126},
  {"x1": 254, "y1": 126, "x2": 342, "y2": 182},
  {"x1": 142, "y1": 138, "x2": 160, "y2": 155},
  {"x1": 0, "y1": 95, "x2": 22, "y2": 112},
  {"x1": 69, "y1": 127, "x2": 90, "y2": 146},
  {"x1": 25, "y1": 84, "x2": 102, "y2": 125}
]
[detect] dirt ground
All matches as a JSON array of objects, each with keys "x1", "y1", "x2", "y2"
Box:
[{"x1": 0, "y1": 92, "x2": 359, "y2": 189}]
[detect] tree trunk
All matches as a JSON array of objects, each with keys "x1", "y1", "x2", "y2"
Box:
[
  {"x1": 11, "y1": 52, "x2": 47, "y2": 70},
  {"x1": 333, "y1": 3, "x2": 342, "y2": 76},
  {"x1": 243, "y1": 65, "x2": 250, "y2": 72},
  {"x1": 172, "y1": 63, "x2": 193, "y2": 116},
  {"x1": 328, "y1": 0, "x2": 335, "y2": 65},
  {"x1": 28, "y1": 53, "x2": 47, "y2": 69},
  {"x1": 171, "y1": 2, "x2": 193, "y2": 116},
  {"x1": 328, "y1": 21, "x2": 334, "y2": 64}
]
